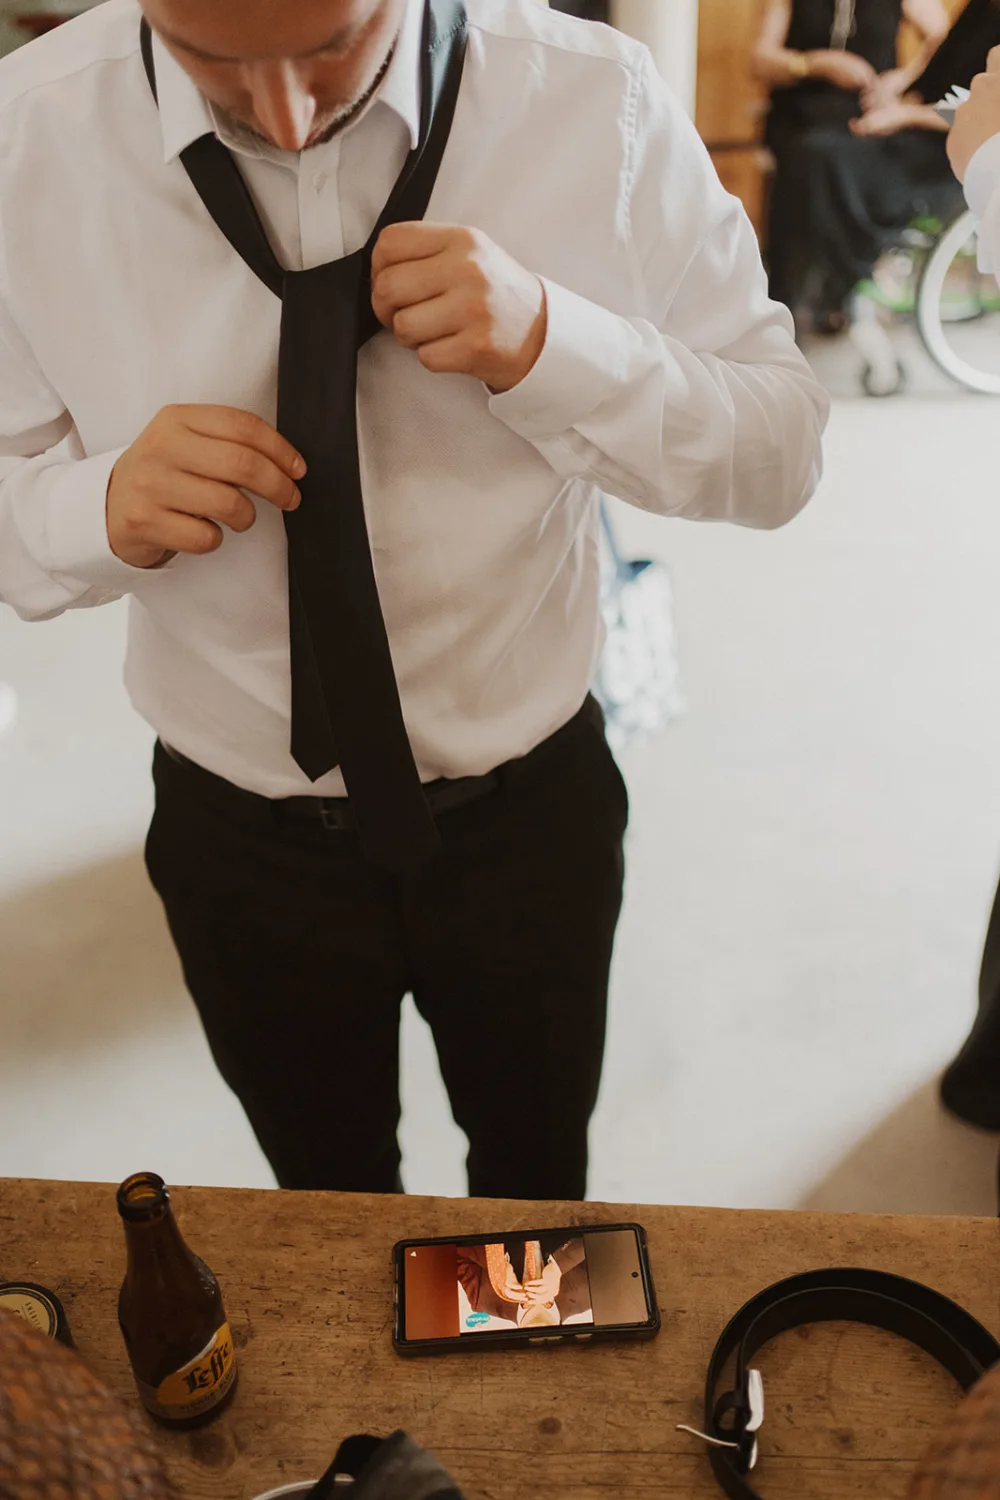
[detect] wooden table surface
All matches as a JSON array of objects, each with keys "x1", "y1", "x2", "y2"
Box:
[{"x1": 1, "y1": 1179, "x2": 997, "y2": 1500}]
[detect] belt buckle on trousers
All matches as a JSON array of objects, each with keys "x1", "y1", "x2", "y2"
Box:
[
  {"x1": 312, "y1": 772, "x2": 500, "y2": 833},
  {"x1": 317, "y1": 799, "x2": 354, "y2": 833}
]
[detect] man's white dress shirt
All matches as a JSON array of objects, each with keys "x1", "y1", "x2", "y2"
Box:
[
  {"x1": 964, "y1": 131, "x2": 1000, "y2": 274},
  {"x1": 0, "y1": 0, "x2": 828, "y2": 797}
]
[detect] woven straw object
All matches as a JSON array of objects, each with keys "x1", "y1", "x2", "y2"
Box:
[
  {"x1": 907, "y1": 1362, "x2": 1000, "y2": 1500},
  {"x1": 0, "y1": 1308, "x2": 175, "y2": 1500}
]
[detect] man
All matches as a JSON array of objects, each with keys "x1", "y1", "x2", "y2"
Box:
[
  {"x1": 937, "y1": 47, "x2": 1000, "y2": 1132},
  {"x1": 0, "y1": 0, "x2": 827, "y2": 1199}
]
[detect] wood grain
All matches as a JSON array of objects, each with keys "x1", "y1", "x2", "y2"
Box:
[{"x1": 0, "y1": 1180, "x2": 996, "y2": 1499}]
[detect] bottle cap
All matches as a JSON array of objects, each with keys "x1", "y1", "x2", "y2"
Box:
[{"x1": 0, "y1": 1281, "x2": 73, "y2": 1346}]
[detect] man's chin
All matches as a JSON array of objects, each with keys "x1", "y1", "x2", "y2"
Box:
[
  {"x1": 229, "y1": 114, "x2": 343, "y2": 151},
  {"x1": 251, "y1": 38, "x2": 397, "y2": 152},
  {"x1": 304, "y1": 120, "x2": 340, "y2": 147}
]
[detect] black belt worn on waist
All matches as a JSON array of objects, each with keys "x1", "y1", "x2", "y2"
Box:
[
  {"x1": 680, "y1": 1268, "x2": 1000, "y2": 1500},
  {"x1": 159, "y1": 740, "x2": 499, "y2": 829},
  {"x1": 157, "y1": 695, "x2": 601, "y2": 833}
]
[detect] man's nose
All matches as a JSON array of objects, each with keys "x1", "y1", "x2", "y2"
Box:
[{"x1": 246, "y1": 62, "x2": 318, "y2": 151}]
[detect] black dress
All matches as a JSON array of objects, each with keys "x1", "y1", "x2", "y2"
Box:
[
  {"x1": 771, "y1": 0, "x2": 901, "y2": 134},
  {"x1": 548, "y1": 0, "x2": 609, "y2": 18},
  {"x1": 765, "y1": 0, "x2": 960, "y2": 321}
]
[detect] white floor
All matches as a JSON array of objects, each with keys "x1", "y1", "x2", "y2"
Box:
[{"x1": 2, "y1": 370, "x2": 999, "y2": 1214}]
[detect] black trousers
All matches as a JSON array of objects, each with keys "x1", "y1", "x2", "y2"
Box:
[
  {"x1": 144, "y1": 698, "x2": 628, "y2": 1199},
  {"x1": 941, "y1": 868, "x2": 1000, "y2": 1132}
]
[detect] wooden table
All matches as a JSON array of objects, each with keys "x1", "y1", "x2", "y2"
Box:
[{"x1": 1, "y1": 1180, "x2": 997, "y2": 1499}]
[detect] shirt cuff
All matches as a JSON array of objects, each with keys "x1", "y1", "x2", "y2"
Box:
[
  {"x1": 487, "y1": 276, "x2": 636, "y2": 442},
  {"x1": 40, "y1": 446, "x2": 169, "y2": 591},
  {"x1": 964, "y1": 133, "x2": 1000, "y2": 218}
]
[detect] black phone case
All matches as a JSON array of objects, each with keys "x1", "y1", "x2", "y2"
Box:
[{"x1": 392, "y1": 1222, "x2": 660, "y2": 1357}]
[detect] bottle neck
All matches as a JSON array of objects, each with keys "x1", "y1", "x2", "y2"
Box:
[{"x1": 122, "y1": 1204, "x2": 196, "y2": 1291}]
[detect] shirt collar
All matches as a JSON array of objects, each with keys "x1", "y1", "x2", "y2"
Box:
[{"x1": 149, "y1": 0, "x2": 423, "y2": 168}]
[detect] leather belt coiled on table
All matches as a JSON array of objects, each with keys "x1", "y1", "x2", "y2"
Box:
[{"x1": 681, "y1": 1267, "x2": 1000, "y2": 1500}]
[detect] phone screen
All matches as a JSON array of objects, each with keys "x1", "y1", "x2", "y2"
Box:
[{"x1": 398, "y1": 1225, "x2": 652, "y2": 1343}]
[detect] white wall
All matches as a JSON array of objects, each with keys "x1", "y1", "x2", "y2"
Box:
[{"x1": 611, "y1": 0, "x2": 699, "y2": 116}]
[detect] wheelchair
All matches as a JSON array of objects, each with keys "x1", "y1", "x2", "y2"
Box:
[{"x1": 847, "y1": 207, "x2": 1000, "y2": 396}]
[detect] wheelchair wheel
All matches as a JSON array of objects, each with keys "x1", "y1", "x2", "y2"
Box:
[{"x1": 916, "y1": 209, "x2": 1000, "y2": 395}]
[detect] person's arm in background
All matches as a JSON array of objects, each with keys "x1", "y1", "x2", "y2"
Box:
[
  {"x1": 948, "y1": 44, "x2": 1000, "y2": 274},
  {"x1": 849, "y1": 97, "x2": 950, "y2": 133},
  {"x1": 457, "y1": 1246, "x2": 522, "y2": 1322},
  {"x1": 862, "y1": 0, "x2": 952, "y2": 111},
  {"x1": 489, "y1": 49, "x2": 829, "y2": 530},
  {"x1": 456, "y1": 1249, "x2": 488, "y2": 1311},
  {"x1": 549, "y1": 1239, "x2": 587, "y2": 1276},
  {"x1": 750, "y1": 0, "x2": 879, "y2": 92}
]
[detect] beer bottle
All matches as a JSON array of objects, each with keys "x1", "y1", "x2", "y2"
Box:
[{"x1": 117, "y1": 1171, "x2": 237, "y2": 1427}]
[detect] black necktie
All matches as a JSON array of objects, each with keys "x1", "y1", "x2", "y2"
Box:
[{"x1": 139, "y1": 2, "x2": 467, "y2": 871}]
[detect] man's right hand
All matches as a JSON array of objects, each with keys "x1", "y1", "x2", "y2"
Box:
[
  {"x1": 806, "y1": 49, "x2": 878, "y2": 92},
  {"x1": 106, "y1": 404, "x2": 306, "y2": 570}
]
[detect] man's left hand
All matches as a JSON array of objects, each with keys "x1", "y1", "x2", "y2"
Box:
[
  {"x1": 371, "y1": 223, "x2": 548, "y2": 393},
  {"x1": 949, "y1": 46, "x2": 1000, "y2": 181}
]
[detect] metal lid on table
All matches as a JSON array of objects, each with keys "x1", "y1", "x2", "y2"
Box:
[{"x1": 0, "y1": 1282, "x2": 73, "y2": 1346}]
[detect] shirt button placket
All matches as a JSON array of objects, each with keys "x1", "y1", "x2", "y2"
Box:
[{"x1": 299, "y1": 144, "x2": 343, "y2": 269}]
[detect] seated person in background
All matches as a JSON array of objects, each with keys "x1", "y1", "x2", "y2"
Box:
[{"x1": 753, "y1": 0, "x2": 958, "y2": 333}]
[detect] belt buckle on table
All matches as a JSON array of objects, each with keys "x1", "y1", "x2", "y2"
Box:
[{"x1": 678, "y1": 1368, "x2": 765, "y2": 1473}]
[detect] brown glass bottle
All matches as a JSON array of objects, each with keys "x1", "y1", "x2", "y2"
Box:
[{"x1": 117, "y1": 1172, "x2": 237, "y2": 1427}]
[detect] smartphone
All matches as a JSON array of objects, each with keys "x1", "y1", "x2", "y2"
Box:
[{"x1": 392, "y1": 1222, "x2": 659, "y2": 1355}]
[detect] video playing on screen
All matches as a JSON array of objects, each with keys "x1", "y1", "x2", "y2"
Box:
[{"x1": 402, "y1": 1228, "x2": 648, "y2": 1341}]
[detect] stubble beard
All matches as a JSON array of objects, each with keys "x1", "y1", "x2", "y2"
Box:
[{"x1": 233, "y1": 39, "x2": 398, "y2": 152}]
